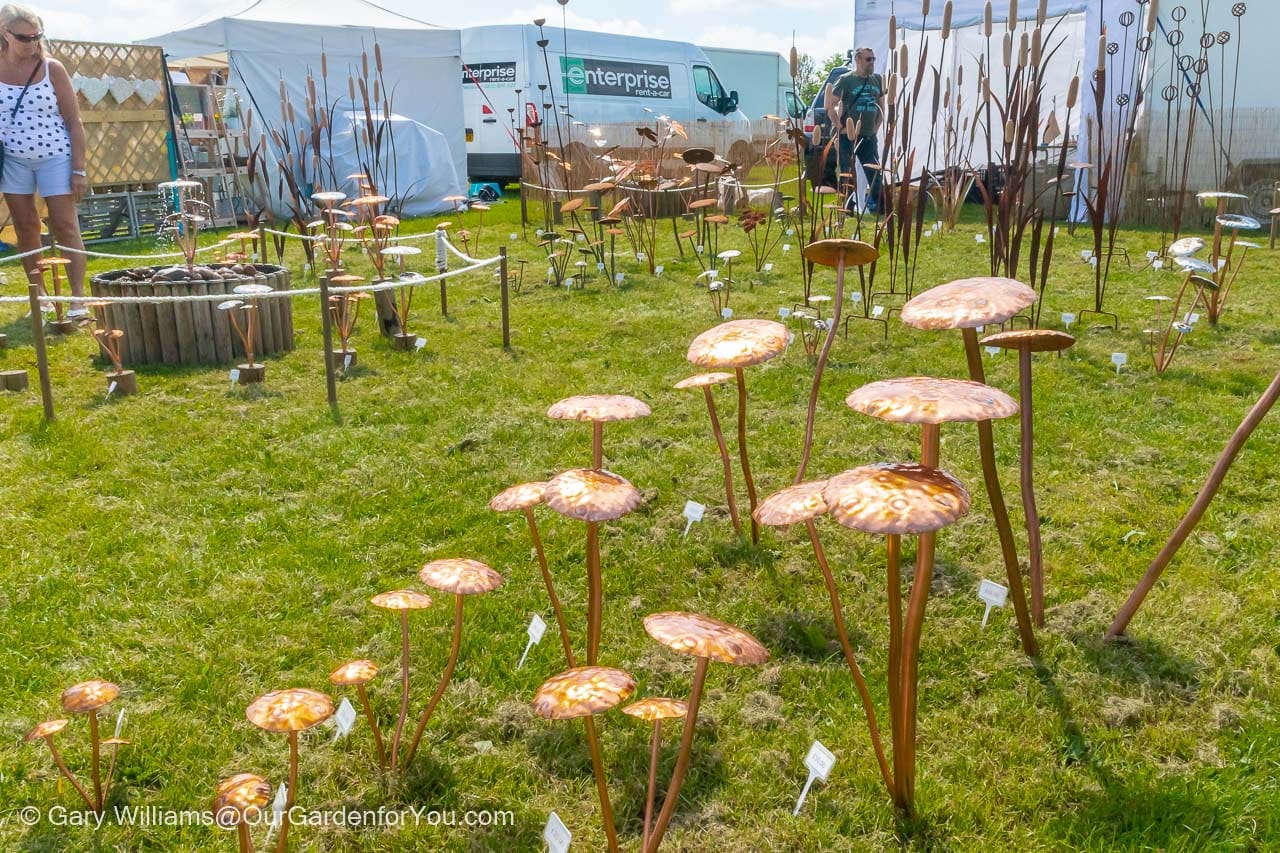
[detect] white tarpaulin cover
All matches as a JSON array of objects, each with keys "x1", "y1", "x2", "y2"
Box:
[
  {"x1": 327, "y1": 111, "x2": 462, "y2": 216},
  {"x1": 139, "y1": 0, "x2": 465, "y2": 216}
]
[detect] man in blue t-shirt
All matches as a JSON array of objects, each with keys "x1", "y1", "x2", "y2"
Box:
[{"x1": 824, "y1": 47, "x2": 884, "y2": 212}]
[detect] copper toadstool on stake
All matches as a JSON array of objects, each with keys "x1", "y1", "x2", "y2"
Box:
[
  {"x1": 214, "y1": 773, "x2": 271, "y2": 853},
  {"x1": 370, "y1": 590, "x2": 432, "y2": 768},
  {"x1": 328, "y1": 660, "x2": 386, "y2": 770},
  {"x1": 674, "y1": 372, "x2": 741, "y2": 535},
  {"x1": 24, "y1": 719, "x2": 95, "y2": 811},
  {"x1": 245, "y1": 688, "x2": 333, "y2": 852},
  {"x1": 61, "y1": 679, "x2": 118, "y2": 811},
  {"x1": 547, "y1": 393, "x2": 651, "y2": 470},
  {"x1": 622, "y1": 697, "x2": 688, "y2": 851}
]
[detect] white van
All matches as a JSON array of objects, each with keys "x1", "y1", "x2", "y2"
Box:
[{"x1": 461, "y1": 25, "x2": 753, "y2": 184}]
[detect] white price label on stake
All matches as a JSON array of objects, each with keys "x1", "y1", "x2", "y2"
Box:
[
  {"x1": 615, "y1": 273, "x2": 625, "y2": 284},
  {"x1": 974, "y1": 325, "x2": 984, "y2": 333},
  {"x1": 923, "y1": 230, "x2": 932, "y2": 238},
  {"x1": 518, "y1": 613, "x2": 547, "y2": 669},
  {"x1": 977, "y1": 579, "x2": 1008, "y2": 628},
  {"x1": 544, "y1": 812, "x2": 571, "y2": 853},
  {"x1": 851, "y1": 291, "x2": 862, "y2": 303},
  {"x1": 114, "y1": 709, "x2": 126, "y2": 738},
  {"x1": 655, "y1": 265, "x2": 664, "y2": 277},
  {"x1": 565, "y1": 277, "x2": 574, "y2": 290},
  {"x1": 1146, "y1": 250, "x2": 1158, "y2": 261},
  {"x1": 1185, "y1": 312, "x2": 1200, "y2": 325},
  {"x1": 106, "y1": 381, "x2": 117, "y2": 398},
  {"x1": 229, "y1": 368, "x2": 240, "y2": 386},
  {"x1": 764, "y1": 263, "x2": 773, "y2": 272},
  {"x1": 721, "y1": 307, "x2": 734, "y2": 319},
  {"x1": 778, "y1": 307, "x2": 792, "y2": 319},
  {"x1": 547, "y1": 267, "x2": 555, "y2": 281},
  {"x1": 510, "y1": 233, "x2": 519, "y2": 241},
  {"x1": 332, "y1": 697, "x2": 357, "y2": 740},
  {"x1": 1089, "y1": 256, "x2": 1098, "y2": 269},
  {"x1": 793, "y1": 740, "x2": 836, "y2": 816},
  {"x1": 636, "y1": 252, "x2": 646, "y2": 262},
  {"x1": 1111, "y1": 352, "x2": 1128, "y2": 373},
  {"x1": 682, "y1": 500, "x2": 705, "y2": 537},
  {"x1": 1054, "y1": 226, "x2": 1061, "y2": 235},
  {"x1": 696, "y1": 244, "x2": 704, "y2": 254},
  {"x1": 785, "y1": 331, "x2": 796, "y2": 351},
  {"x1": 783, "y1": 244, "x2": 791, "y2": 252},
  {"x1": 415, "y1": 337, "x2": 427, "y2": 350},
  {"x1": 597, "y1": 262, "x2": 605, "y2": 271},
  {"x1": 975, "y1": 233, "x2": 986, "y2": 243},
  {"x1": 936, "y1": 221, "x2": 943, "y2": 232},
  {"x1": 786, "y1": 228, "x2": 795, "y2": 236},
  {"x1": 1061, "y1": 312, "x2": 1076, "y2": 330},
  {"x1": 343, "y1": 354, "x2": 353, "y2": 370},
  {"x1": 1217, "y1": 258, "x2": 1227, "y2": 270},
  {"x1": 272, "y1": 782, "x2": 288, "y2": 817},
  {"x1": 536, "y1": 229, "x2": 544, "y2": 237},
  {"x1": 871, "y1": 305, "x2": 884, "y2": 318},
  {"x1": 1153, "y1": 259, "x2": 1164, "y2": 270},
  {"x1": 576, "y1": 234, "x2": 585, "y2": 242},
  {"x1": 1081, "y1": 250, "x2": 1092, "y2": 261},
  {"x1": 984, "y1": 346, "x2": 1000, "y2": 357}
]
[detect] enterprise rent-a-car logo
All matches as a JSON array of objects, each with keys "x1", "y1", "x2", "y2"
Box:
[
  {"x1": 560, "y1": 57, "x2": 672, "y2": 99},
  {"x1": 463, "y1": 62, "x2": 517, "y2": 86}
]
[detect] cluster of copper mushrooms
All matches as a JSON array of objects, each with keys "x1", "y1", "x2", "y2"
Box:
[{"x1": 25, "y1": 680, "x2": 129, "y2": 815}]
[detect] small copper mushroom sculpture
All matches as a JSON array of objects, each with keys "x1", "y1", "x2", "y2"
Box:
[
  {"x1": 533, "y1": 666, "x2": 636, "y2": 853},
  {"x1": 753, "y1": 481, "x2": 892, "y2": 790},
  {"x1": 245, "y1": 688, "x2": 334, "y2": 852},
  {"x1": 623, "y1": 698, "x2": 688, "y2": 851},
  {"x1": 823, "y1": 463, "x2": 970, "y2": 815},
  {"x1": 490, "y1": 482, "x2": 576, "y2": 666},
  {"x1": 370, "y1": 590, "x2": 433, "y2": 768},
  {"x1": 100, "y1": 737, "x2": 131, "y2": 806},
  {"x1": 674, "y1": 372, "x2": 741, "y2": 535},
  {"x1": 979, "y1": 329, "x2": 1075, "y2": 626},
  {"x1": 544, "y1": 468, "x2": 641, "y2": 665},
  {"x1": 404, "y1": 558, "x2": 504, "y2": 766},
  {"x1": 61, "y1": 679, "x2": 118, "y2": 810},
  {"x1": 900, "y1": 277, "x2": 1039, "y2": 656},
  {"x1": 687, "y1": 319, "x2": 789, "y2": 544},
  {"x1": 214, "y1": 773, "x2": 271, "y2": 853},
  {"x1": 24, "y1": 719, "x2": 95, "y2": 810},
  {"x1": 547, "y1": 393, "x2": 651, "y2": 470},
  {"x1": 328, "y1": 660, "x2": 386, "y2": 770},
  {"x1": 795, "y1": 239, "x2": 879, "y2": 483},
  {"x1": 642, "y1": 612, "x2": 768, "y2": 852}
]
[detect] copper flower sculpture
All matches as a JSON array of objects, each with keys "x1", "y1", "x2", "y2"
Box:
[
  {"x1": 59, "y1": 679, "x2": 119, "y2": 811},
  {"x1": 403, "y1": 558, "x2": 504, "y2": 767},
  {"x1": 533, "y1": 665, "x2": 636, "y2": 852},
  {"x1": 329, "y1": 660, "x2": 386, "y2": 770},
  {"x1": 370, "y1": 590, "x2": 432, "y2": 768},
  {"x1": 900, "y1": 277, "x2": 1039, "y2": 656},
  {"x1": 674, "y1": 372, "x2": 741, "y2": 535},
  {"x1": 245, "y1": 688, "x2": 334, "y2": 852},
  {"x1": 687, "y1": 319, "x2": 789, "y2": 544}
]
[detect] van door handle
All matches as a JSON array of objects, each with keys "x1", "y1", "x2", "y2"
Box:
[{"x1": 696, "y1": 117, "x2": 708, "y2": 122}]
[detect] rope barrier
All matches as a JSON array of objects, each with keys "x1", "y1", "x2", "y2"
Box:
[
  {"x1": 519, "y1": 175, "x2": 800, "y2": 194},
  {"x1": 0, "y1": 239, "x2": 240, "y2": 264}
]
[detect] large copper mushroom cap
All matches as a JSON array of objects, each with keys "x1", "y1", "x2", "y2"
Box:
[
  {"x1": 846, "y1": 376, "x2": 1017, "y2": 424},
  {"x1": 681, "y1": 147, "x2": 715, "y2": 165},
  {"x1": 61, "y1": 680, "x2": 119, "y2": 714},
  {"x1": 213, "y1": 774, "x2": 271, "y2": 827},
  {"x1": 489, "y1": 481, "x2": 547, "y2": 512},
  {"x1": 643, "y1": 612, "x2": 769, "y2": 665},
  {"x1": 900, "y1": 277, "x2": 1036, "y2": 329},
  {"x1": 824, "y1": 463, "x2": 970, "y2": 535},
  {"x1": 1175, "y1": 256, "x2": 1216, "y2": 274},
  {"x1": 544, "y1": 468, "x2": 641, "y2": 522},
  {"x1": 1196, "y1": 191, "x2": 1247, "y2": 201},
  {"x1": 801, "y1": 238, "x2": 879, "y2": 268},
  {"x1": 1168, "y1": 236, "x2": 1205, "y2": 256},
  {"x1": 419, "y1": 558, "x2": 504, "y2": 595},
  {"x1": 980, "y1": 329, "x2": 1076, "y2": 353},
  {"x1": 754, "y1": 480, "x2": 829, "y2": 526},
  {"x1": 532, "y1": 666, "x2": 637, "y2": 719},
  {"x1": 329, "y1": 660, "x2": 379, "y2": 686},
  {"x1": 674, "y1": 372, "x2": 734, "y2": 389},
  {"x1": 1217, "y1": 213, "x2": 1261, "y2": 231},
  {"x1": 371, "y1": 590, "x2": 433, "y2": 611},
  {"x1": 24, "y1": 719, "x2": 69, "y2": 741},
  {"x1": 547, "y1": 394, "x2": 651, "y2": 422},
  {"x1": 246, "y1": 689, "x2": 334, "y2": 733},
  {"x1": 623, "y1": 697, "x2": 688, "y2": 722},
  {"x1": 687, "y1": 319, "x2": 788, "y2": 369}
]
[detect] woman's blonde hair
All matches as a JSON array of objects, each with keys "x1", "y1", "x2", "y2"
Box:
[{"x1": 0, "y1": 4, "x2": 45, "y2": 57}]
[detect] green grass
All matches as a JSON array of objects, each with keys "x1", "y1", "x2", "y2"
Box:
[{"x1": 0, "y1": 196, "x2": 1278, "y2": 851}]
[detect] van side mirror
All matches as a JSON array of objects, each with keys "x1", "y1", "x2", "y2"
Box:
[{"x1": 729, "y1": 90, "x2": 739, "y2": 110}]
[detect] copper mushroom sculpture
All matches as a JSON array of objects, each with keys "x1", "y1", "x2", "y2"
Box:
[
  {"x1": 544, "y1": 468, "x2": 641, "y2": 665},
  {"x1": 61, "y1": 679, "x2": 119, "y2": 811},
  {"x1": 329, "y1": 660, "x2": 386, "y2": 770},
  {"x1": 547, "y1": 393, "x2": 651, "y2": 470},
  {"x1": 642, "y1": 612, "x2": 768, "y2": 852},
  {"x1": 823, "y1": 463, "x2": 970, "y2": 815},
  {"x1": 213, "y1": 773, "x2": 271, "y2": 853},
  {"x1": 623, "y1": 698, "x2": 688, "y2": 851},
  {"x1": 370, "y1": 590, "x2": 433, "y2": 768},
  {"x1": 687, "y1": 319, "x2": 789, "y2": 544},
  {"x1": 674, "y1": 372, "x2": 741, "y2": 535},
  {"x1": 979, "y1": 329, "x2": 1076, "y2": 626},
  {"x1": 490, "y1": 481, "x2": 575, "y2": 666},
  {"x1": 245, "y1": 688, "x2": 334, "y2": 852},
  {"x1": 795, "y1": 239, "x2": 879, "y2": 483},
  {"x1": 900, "y1": 278, "x2": 1039, "y2": 656},
  {"x1": 24, "y1": 719, "x2": 95, "y2": 810},
  {"x1": 753, "y1": 481, "x2": 891, "y2": 791},
  {"x1": 533, "y1": 666, "x2": 637, "y2": 853},
  {"x1": 404, "y1": 558, "x2": 504, "y2": 766}
]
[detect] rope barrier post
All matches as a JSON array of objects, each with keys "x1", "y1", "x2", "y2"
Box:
[
  {"x1": 435, "y1": 229, "x2": 449, "y2": 317},
  {"x1": 318, "y1": 271, "x2": 338, "y2": 407},
  {"x1": 499, "y1": 246, "x2": 510, "y2": 349},
  {"x1": 26, "y1": 283, "x2": 54, "y2": 421},
  {"x1": 256, "y1": 223, "x2": 267, "y2": 265}
]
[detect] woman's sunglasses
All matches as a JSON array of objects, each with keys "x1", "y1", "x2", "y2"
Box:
[{"x1": 7, "y1": 30, "x2": 43, "y2": 44}]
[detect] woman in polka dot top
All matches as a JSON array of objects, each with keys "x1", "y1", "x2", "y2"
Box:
[{"x1": 0, "y1": 3, "x2": 88, "y2": 313}]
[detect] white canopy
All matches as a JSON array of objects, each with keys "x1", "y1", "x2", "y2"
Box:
[{"x1": 139, "y1": 0, "x2": 466, "y2": 214}]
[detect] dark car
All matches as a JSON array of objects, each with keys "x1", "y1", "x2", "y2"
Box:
[{"x1": 803, "y1": 63, "x2": 851, "y2": 187}]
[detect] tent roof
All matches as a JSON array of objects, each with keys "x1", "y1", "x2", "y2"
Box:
[{"x1": 163, "y1": 0, "x2": 441, "y2": 33}]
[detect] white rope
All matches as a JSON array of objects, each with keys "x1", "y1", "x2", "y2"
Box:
[
  {"x1": 0, "y1": 257, "x2": 501, "y2": 305},
  {"x1": 56, "y1": 239, "x2": 239, "y2": 260},
  {"x1": 0, "y1": 245, "x2": 52, "y2": 262},
  {"x1": 520, "y1": 175, "x2": 800, "y2": 194},
  {"x1": 261, "y1": 227, "x2": 324, "y2": 242}
]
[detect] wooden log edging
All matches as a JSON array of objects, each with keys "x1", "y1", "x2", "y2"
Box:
[{"x1": 90, "y1": 264, "x2": 294, "y2": 367}]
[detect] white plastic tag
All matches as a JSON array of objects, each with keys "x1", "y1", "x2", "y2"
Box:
[
  {"x1": 1146, "y1": 250, "x2": 1158, "y2": 261},
  {"x1": 114, "y1": 709, "x2": 126, "y2": 738},
  {"x1": 615, "y1": 273, "x2": 625, "y2": 284},
  {"x1": 1081, "y1": 250, "x2": 1092, "y2": 261},
  {"x1": 332, "y1": 697, "x2": 357, "y2": 740},
  {"x1": 1111, "y1": 352, "x2": 1128, "y2": 373},
  {"x1": 778, "y1": 307, "x2": 791, "y2": 319},
  {"x1": 783, "y1": 244, "x2": 792, "y2": 252},
  {"x1": 786, "y1": 228, "x2": 795, "y2": 236},
  {"x1": 977, "y1": 579, "x2": 1008, "y2": 628},
  {"x1": 415, "y1": 337, "x2": 427, "y2": 350},
  {"x1": 636, "y1": 252, "x2": 646, "y2": 262},
  {"x1": 975, "y1": 233, "x2": 986, "y2": 243},
  {"x1": 229, "y1": 368, "x2": 240, "y2": 385},
  {"x1": 536, "y1": 229, "x2": 544, "y2": 237},
  {"x1": 518, "y1": 614, "x2": 547, "y2": 669},
  {"x1": 544, "y1": 812, "x2": 571, "y2": 853},
  {"x1": 1089, "y1": 256, "x2": 1098, "y2": 269},
  {"x1": 597, "y1": 262, "x2": 605, "y2": 271},
  {"x1": 793, "y1": 740, "x2": 835, "y2": 816},
  {"x1": 1184, "y1": 312, "x2": 1200, "y2": 325},
  {"x1": 1061, "y1": 312, "x2": 1076, "y2": 330},
  {"x1": 565, "y1": 277, "x2": 574, "y2": 290},
  {"x1": 655, "y1": 265, "x2": 664, "y2": 277},
  {"x1": 721, "y1": 307, "x2": 734, "y2": 319},
  {"x1": 510, "y1": 233, "x2": 519, "y2": 241},
  {"x1": 106, "y1": 381, "x2": 117, "y2": 398},
  {"x1": 682, "y1": 500, "x2": 705, "y2": 537},
  {"x1": 764, "y1": 263, "x2": 773, "y2": 272},
  {"x1": 851, "y1": 291, "x2": 862, "y2": 303},
  {"x1": 696, "y1": 244, "x2": 704, "y2": 254},
  {"x1": 871, "y1": 305, "x2": 884, "y2": 318},
  {"x1": 343, "y1": 354, "x2": 353, "y2": 370},
  {"x1": 1153, "y1": 259, "x2": 1164, "y2": 270},
  {"x1": 984, "y1": 346, "x2": 1000, "y2": 357}
]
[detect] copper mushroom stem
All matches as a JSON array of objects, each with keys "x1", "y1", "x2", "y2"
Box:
[
  {"x1": 586, "y1": 521, "x2": 602, "y2": 663},
  {"x1": 404, "y1": 594, "x2": 464, "y2": 766},
  {"x1": 1108, "y1": 370, "x2": 1280, "y2": 639},
  {"x1": 392, "y1": 611, "x2": 411, "y2": 766},
  {"x1": 644, "y1": 656, "x2": 708, "y2": 853},
  {"x1": 735, "y1": 368, "x2": 759, "y2": 544},
  {"x1": 357, "y1": 684, "x2": 386, "y2": 770},
  {"x1": 643, "y1": 720, "x2": 661, "y2": 848},
  {"x1": 524, "y1": 506, "x2": 576, "y2": 665},
  {"x1": 29, "y1": 726, "x2": 95, "y2": 810},
  {"x1": 703, "y1": 385, "x2": 741, "y2": 534}
]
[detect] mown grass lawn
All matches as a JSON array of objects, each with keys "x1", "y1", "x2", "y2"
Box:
[{"x1": 0, "y1": 193, "x2": 1277, "y2": 851}]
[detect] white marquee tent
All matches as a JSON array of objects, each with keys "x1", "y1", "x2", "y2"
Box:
[{"x1": 139, "y1": 0, "x2": 465, "y2": 216}]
